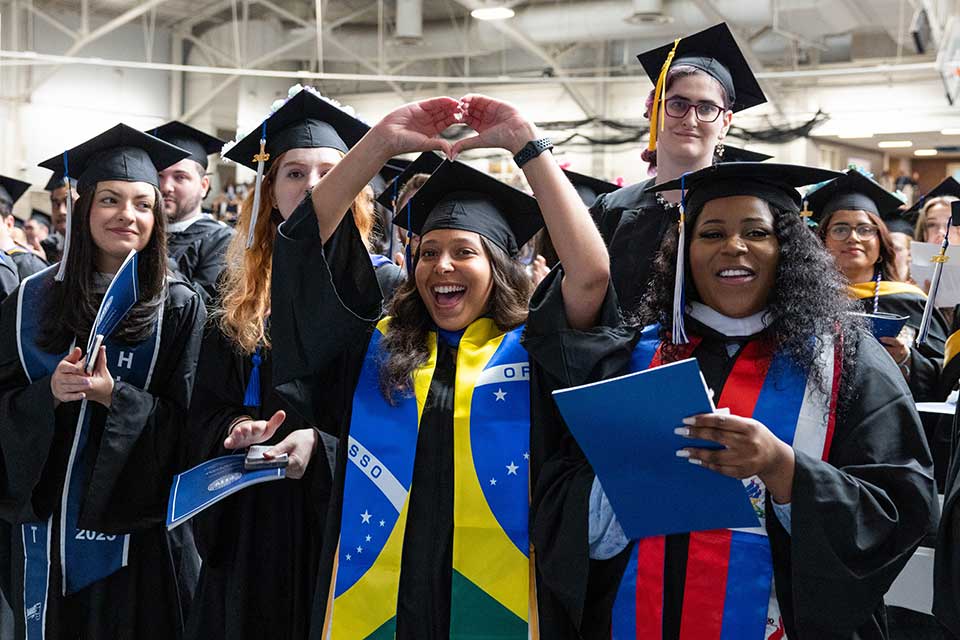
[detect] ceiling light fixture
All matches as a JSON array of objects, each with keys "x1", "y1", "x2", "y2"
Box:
[
  {"x1": 470, "y1": 5, "x2": 515, "y2": 20},
  {"x1": 914, "y1": 149, "x2": 938, "y2": 156},
  {"x1": 942, "y1": 128, "x2": 960, "y2": 135},
  {"x1": 877, "y1": 140, "x2": 913, "y2": 148}
]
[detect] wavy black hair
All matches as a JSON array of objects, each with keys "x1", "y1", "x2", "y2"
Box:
[{"x1": 635, "y1": 198, "x2": 867, "y2": 392}]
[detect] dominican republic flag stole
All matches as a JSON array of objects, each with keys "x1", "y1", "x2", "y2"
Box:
[
  {"x1": 15, "y1": 266, "x2": 163, "y2": 640},
  {"x1": 611, "y1": 324, "x2": 841, "y2": 640},
  {"x1": 326, "y1": 317, "x2": 533, "y2": 639}
]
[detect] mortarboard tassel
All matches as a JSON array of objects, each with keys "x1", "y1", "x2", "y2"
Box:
[
  {"x1": 404, "y1": 199, "x2": 414, "y2": 278},
  {"x1": 242, "y1": 347, "x2": 262, "y2": 408},
  {"x1": 246, "y1": 121, "x2": 270, "y2": 250},
  {"x1": 54, "y1": 152, "x2": 73, "y2": 282},
  {"x1": 672, "y1": 173, "x2": 689, "y2": 345},
  {"x1": 647, "y1": 38, "x2": 680, "y2": 155},
  {"x1": 917, "y1": 201, "x2": 960, "y2": 346}
]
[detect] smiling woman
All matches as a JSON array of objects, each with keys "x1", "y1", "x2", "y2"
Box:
[
  {"x1": 0, "y1": 123, "x2": 207, "y2": 640},
  {"x1": 530, "y1": 161, "x2": 938, "y2": 640}
]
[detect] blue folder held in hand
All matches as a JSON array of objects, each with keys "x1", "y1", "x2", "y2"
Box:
[
  {"x1": 851, "y1": 312, "x2": 910, "y2": 339},
  {"x1": 552, "y1": 358, "x2": 759, "y2": 539}
]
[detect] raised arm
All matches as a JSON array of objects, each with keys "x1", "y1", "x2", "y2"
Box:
[
  {"x1": 451, "y1": 94, "x2": 610, "y2": 330},
  {"x1": 311, "y1": 97, "x2": 461, "y2": 242}
]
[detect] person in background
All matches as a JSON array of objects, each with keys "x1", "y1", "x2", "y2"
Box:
[
  {"x1": 593, "y1": 23, "x2": 766, "y2": 315},
  {"x1": 41, "y1": 173, "x2": 78, "y2": 264},
  {"x1": 151, "y1": 121, "x2": 235, "y2": 305},
  {"x1": 0, "y1": 176, "x2": 47, "y2": 280}
]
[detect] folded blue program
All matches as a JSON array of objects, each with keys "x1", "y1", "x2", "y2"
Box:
[
  {"x1": 851, "y1": 312, "x2": 910, "y2": 339},
  {"x1": 552, "y1": 358, "x2": 758, "y2": 539},
  {"x1": 166, "y1": 454, "x2": 285, "y2": 530}
]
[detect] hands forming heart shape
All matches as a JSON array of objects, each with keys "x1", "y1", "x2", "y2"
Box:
[{"x1": 374, "y1": 93, "x2": 539, "y2": 163}]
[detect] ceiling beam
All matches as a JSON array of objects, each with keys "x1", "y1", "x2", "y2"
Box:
[{"x1": 449, "y1": 0, "x2": 599, "y2": 119}]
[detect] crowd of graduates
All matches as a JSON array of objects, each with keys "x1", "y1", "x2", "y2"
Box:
[{"x1": 1, "y1": 19, "x2": 960, "y2": 640}]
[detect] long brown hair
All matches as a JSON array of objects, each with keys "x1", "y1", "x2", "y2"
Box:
[
  {"x1": 817, "y1": 209, "x2": 903, "y2": 282},
  {"x1": 378, "y1": 236, "x2": 532, "y2": 401},
  {"x1": 38, "y1": 184, "x2": 168, "y2": 352},
  {"x1": 217, "y1": 150, "x2": 376, "y2": 354}
]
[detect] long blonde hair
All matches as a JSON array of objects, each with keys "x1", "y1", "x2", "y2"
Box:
[
  {"x1": 914, "y1": 195, "x2": 960, "y2": 242},
  {"x1": 217, "y1": 150, "x2": 376, "y2": 354}
]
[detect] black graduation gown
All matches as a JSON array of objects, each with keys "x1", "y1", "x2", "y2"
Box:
[
  {"x1": 527, "y1": 314, "x2": 938, "y2": 640},
  {"x1": 935, "y1": 401, "x2": 960, "y2": 637},
  {"x1": 269, "y1": 199, "x2": 616, "y2": 639},
  {"x1": 0, "y1": 253, "x2": 18, "y2": 306},
  {"x1": 0, "y1": 279, "x2": 206, "y2": 640},
  {"x1": 183, "y1": 322, "x2": 335, "y2": 640},
  {"x1": 6, "y1": 248, "x2": 48, "y2": 281},
  {"x1": 167, "y1": 216, "x2": 235, "y2": 304},
  {"x1": 591, "y1": 179, "x2": 674, "y2": 315}
]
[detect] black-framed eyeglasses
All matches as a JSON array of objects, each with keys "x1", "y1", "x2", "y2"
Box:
[
  {"x1": 827, "y1": 223, "x2": 879, "y2": 241},
  {"x1": 663, "y1": 98, "x2": 724, "y2": 123}
]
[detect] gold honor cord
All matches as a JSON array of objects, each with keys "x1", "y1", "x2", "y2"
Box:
[{"x1": 647, "y1": 38, "x2": 681, "y2": 153}]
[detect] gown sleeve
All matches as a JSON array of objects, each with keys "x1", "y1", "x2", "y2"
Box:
[
  {"x1": 768, "y1": 331, "x2": 939, "y2": 638},
  {"x1": 190, "y1": 225, "x2": 234, "y2": 304},
  {"x1": 0, "y1": 289, "x2": 63, "y2": 524},
  {"x1": 522, "y1": 266, "x2": 637, "y2": 636},
  {"x1": 270, "y1": 197, "x2": 382, "y2": 429},
  {"x1": 79, "y1": 283, "x2": 207, "y2": 533},
  {"x1": 935, "y1": 401, "x2": 960, "y2": 635}
]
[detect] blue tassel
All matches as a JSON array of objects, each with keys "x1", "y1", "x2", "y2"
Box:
[
  {"x1": 405, "y1": 200, "x2": 414, "y2": 278},
  {"x1": 243, "y1": 347, "x2": 262, "y2": 408}
]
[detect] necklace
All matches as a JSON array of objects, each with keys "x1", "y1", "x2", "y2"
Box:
[{"x1": 655, "y1": 193, "x2": 680, "y2": 211}]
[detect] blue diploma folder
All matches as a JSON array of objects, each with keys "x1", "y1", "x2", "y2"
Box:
[
  {"x1": 852, "y1": 312, "x2": 910, "y2": 339},
  {"x1": 166, "y1": 455, "x2": 285, "y2": 530},
  {"x1": 552, "y1": 358, "x2": 759, "y2": 539}
]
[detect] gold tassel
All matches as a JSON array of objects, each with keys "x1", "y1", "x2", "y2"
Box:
[{"x1": 647, "y1": 38, "x2": 681, "y2": 154}]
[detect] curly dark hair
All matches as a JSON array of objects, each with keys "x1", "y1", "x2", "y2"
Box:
[
  {"x1": 635, "y1": 198, "x2": 867, "y2": 391},
  {"x1": 38, "y1": 184, "x2": 167, "y2": 352},
  {"x1": 378, "y1": 236, "x2": 532, "y2": 402}
]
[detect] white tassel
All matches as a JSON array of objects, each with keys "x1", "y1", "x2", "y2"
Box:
[{"x1": 672, "y1": 206, "x2": 688, "y2": 345}]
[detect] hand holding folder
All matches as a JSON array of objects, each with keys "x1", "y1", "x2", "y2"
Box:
[{"x1": 552, "y1": 358, "x2": 759, "y2": 539}]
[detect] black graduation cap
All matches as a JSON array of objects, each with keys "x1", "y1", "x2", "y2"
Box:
[
  {"x1": 648, "y1": 162, "x2": 841, "y2": 345},
  {"x1": 648, "y1": 162, "x2": 842, "y2": 216},
  {"x1": 38, "y1": 123, "x2": 190, "y2": 195},
  {"x1": 393, "y1": 161, "x2": 543, "y2": 257},
  {"x1": 562, "y1": 169, "x2": 619, "y2": 206},
  {"x1": 43, "y1": 172, "x2": 77, "y2": 192},
  {"x1": 149, "y1": 120, "x2": 224, "y2": 170},
  {"x1": 719, "y1": 145, "x2": 773, "y2": 163},
  {"x1": 881, "y1": 211, "x2": 915, "y2": 235},
  {"x1": 0, "y1": 175, "x2": 31, "y2": 207},
  {"x1": 637, "y1": 23, "x2": 766, "y2": 113},
  {"x1": 29, "y1": 210, "x2": 52, "y2": 229},
  {"x1": 803, "y1": 168, "x2": 905, "y2": 225},
  {"x1": 903, "y1": 176, "x2": 960, "y2": 223},
  {"x1": 223, "y1": 89, "x2": 369, "y2": 171},
  {"x1": 375, "y1": 152, "x2": 445, "y2": 210}
]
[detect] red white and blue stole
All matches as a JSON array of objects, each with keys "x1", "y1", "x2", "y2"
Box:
[
  {"x1": 15, "y1": 266, "x2": 163, "y2": 640},
  {"x1": 325, "y1": 317, "x2": 533, "y2": 639},
  {"x1": 611, "y1": 324, "x2": 841, "y2": 640}
]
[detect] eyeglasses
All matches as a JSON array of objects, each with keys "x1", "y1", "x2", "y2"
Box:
[
  {"x1": 827, "y1": 223, "x2": 879, "y2": 241},
  {"x1": 663, "y1": 98, "x2": 724, "y2": 123}
]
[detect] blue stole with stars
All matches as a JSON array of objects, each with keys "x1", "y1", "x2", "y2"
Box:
[
  {"x1": 326, "y1": 317, "x2": 532, "y2": 639},
  {"x1": 15, "y1": 266, "x2": 163, "y2": 640}
]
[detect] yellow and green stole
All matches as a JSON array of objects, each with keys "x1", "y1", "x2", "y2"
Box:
[
  {"x1": 848, "y1": 280, "x2": 927, "y2": 301},
  {"x1": 326, "y1": 317, "x2": 533, "y2": 639}
]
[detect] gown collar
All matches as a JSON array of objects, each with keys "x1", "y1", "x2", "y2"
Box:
[{"x1": 687, "y1": 301, "x2": 770, "y2": 339}]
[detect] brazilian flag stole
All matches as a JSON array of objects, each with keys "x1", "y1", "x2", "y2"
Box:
[
  {"x1": 327, "y1": 317, "x2": 532, "y2": 639},
  {"x1": 15, "y1": 266, "x2": 163, "y2": 640},
  {"x1": 611, "y1": 325, "x2": 841, "y2": 640}
]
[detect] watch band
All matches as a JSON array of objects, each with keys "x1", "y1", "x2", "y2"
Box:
[{"x1": 513, "y1": 138, "x2": 554, "y2": 168}]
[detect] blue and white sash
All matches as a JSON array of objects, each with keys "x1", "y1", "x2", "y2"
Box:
[{"x1": 15, "y1": 266, "x2": 163, "y2": 639}]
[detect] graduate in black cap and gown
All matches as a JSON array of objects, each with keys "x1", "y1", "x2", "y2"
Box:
[
  {"x1": 150, "y1": 121, "x2": 235, "y2": 305},
  {"x1": 40, "y1": 174, "x2": 78, "y2": 265},
  {"x1": 528, "y1": 162, "x2": 938, "y2": 639},
  {"x1": 0, "y1": 124, "x2": 206, "y2": 640},
  {"x1": 268, "y1": 93, "x2": 612, "y2": 639},
  {"x1": 183, "y1": 86, "x2": 396, "y2": 640},
  {"x1": 592, "y1": 23, "x2": 766, "y2": 314},
  {"x1": 0, "y1": 176, "x2": 48, "y2": 280},
  {"x1": 375, "y1": 151, "x2": 444, "y2": 269}
]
